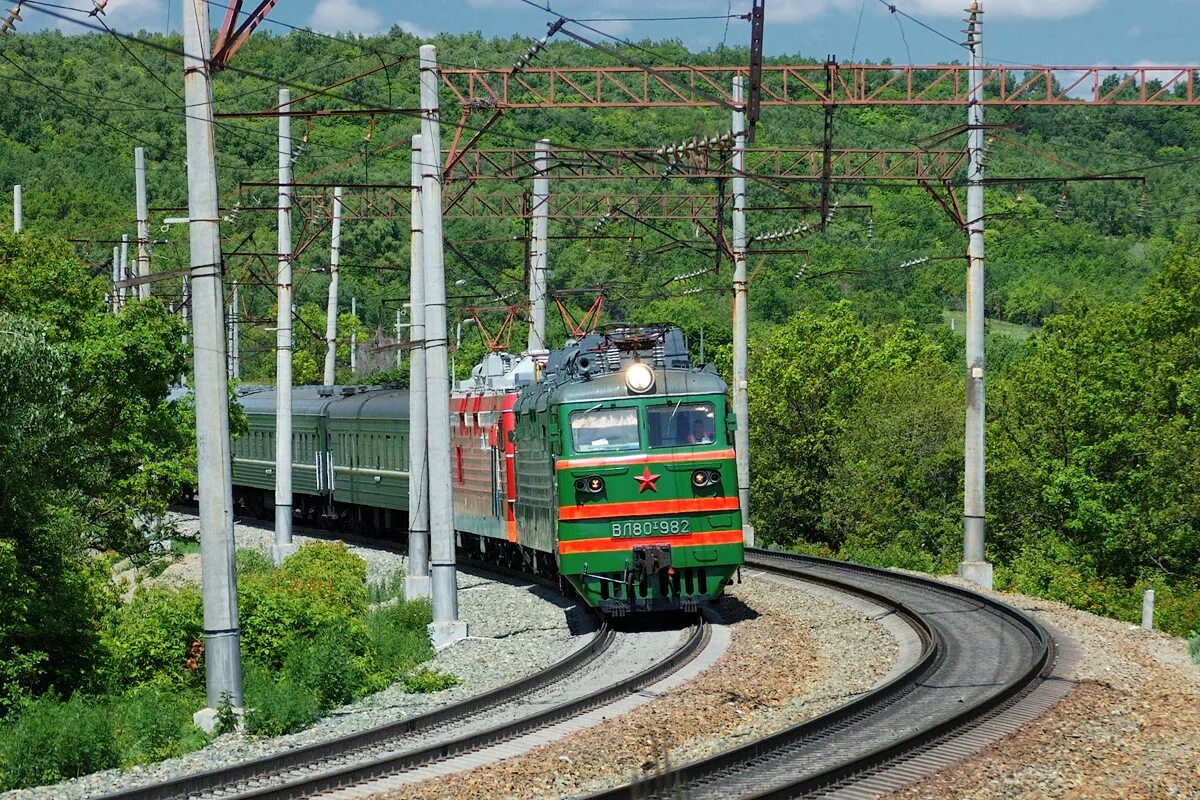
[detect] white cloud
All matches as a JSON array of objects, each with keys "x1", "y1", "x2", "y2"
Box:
[
  {"x1": 44, "y1": 0, "x2": 170, "y2": 34},
  {"x1": 393, "y1": 18, "x2": 435, "y2": 38},
  {"x1": 307, "y1": 0, "x2": 385, "y2": 35},
  {"x1": 770, "y1": 0, "x2": 1102, "y2": 23},
  {"x1": 307, "y1": 0, "x2": 432, "y2": 37}
]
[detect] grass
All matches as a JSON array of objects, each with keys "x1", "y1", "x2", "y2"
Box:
[
  {"x1": 0, "y1": 687, "x2": 207, "y2": 790},
  {"x1": 169, "y1": 539, "x2": 201, "y2": 556},
  {"x1": 942, "y1": 309, "x2": 1036, "y2": 341},
  {"x1": 368, "y1": 568, "x2": 406, "y2": 605}
]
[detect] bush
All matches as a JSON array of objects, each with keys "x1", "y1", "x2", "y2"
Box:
[
  {"x1": 238, "y1": 543, "x2": 371, "y2": 669},
  {"x1": 236, "y1": 547, "x2": 274, "y2": 576},
  {"x1": 367, "y1": 600, "x2": 434, "y2": 682},
  {"x1": 0, "y1": 694, "x2": 118, "y2": 790},
  {"x1": 238, "y1": 578, "x2": 355, "y2": 670},
  {"x1": 103, "y1": 585, "x2": 203, "y2": 690},
  {"x1": 1148, "y1": 582, "x2": 1200, "y2": 639},
  {"x1": 242, "y1": 662, "x2": 321, "y2": 737},
  {"x1": 279, "y1": 541, "x2": 368, "y2": 615},
  {"x1": 403, "y1": 669, "x2": 459, "y2": 694},
  {"x1": 836, "y1": 538, "x2": 940, "y2": 574},
  {"x1": 368, "y1": 568, "x2": 406, "y2": 605},
  {"x1": 283, "y1": 622, "x2": 375, "y2": 711},
  {"x1": 110, "y1": 684, "x2": 206, "y2": 767}
]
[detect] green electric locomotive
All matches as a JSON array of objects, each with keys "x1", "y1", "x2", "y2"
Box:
[
  {"x1": 507, "y1": 324, "x2": 743, "y2": 613},
  {"x1": 229, "y1": 323, "x2": 744, "y2": 614}
]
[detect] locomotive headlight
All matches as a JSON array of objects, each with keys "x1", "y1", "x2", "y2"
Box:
[
  {"x1": 691, "y1": 469, "x2": 710, "y2": 487},
  {"x1": 575, "y1": 476, "x2": 606, "y2": 494},
  {"x1": 625, "y1": 362, "x2": 655, "y2": 394}
]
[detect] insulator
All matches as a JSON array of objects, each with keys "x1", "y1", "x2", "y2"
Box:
[
  {"x1": 867, "y1": 217, "x2": 875, "y2": 241},
  {"x1": 0, "y1": 4, "x2": 21, "y2": 34},
  {"x1": 1055, "y1": 190, "x2": 1069, "y2": 220}
]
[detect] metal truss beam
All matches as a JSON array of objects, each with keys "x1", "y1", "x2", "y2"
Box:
[
  {"x1": 285, "y1": 189, "x2": 728, "y2": 222},
  {"x1": 440, "y1": 64, "x2": 1200, "y2": 108},
  {"x1": 211, "y1": 0, "x2": 279, "y2": 72},
  {"x1": 444, "y1": 147, "x2": 966, "y2": 182}
]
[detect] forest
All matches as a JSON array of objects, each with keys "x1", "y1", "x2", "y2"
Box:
[{"x1": 1, "y1": 23, "x2": 1199, "y2": 740}]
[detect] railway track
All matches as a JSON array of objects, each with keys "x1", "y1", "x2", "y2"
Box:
[
  {"x1": 583, "y1": 548, "x2": 1054, "y2": 800},
  {"x1": 96, "y1": 608, "x2": 710, "y2": 800}
]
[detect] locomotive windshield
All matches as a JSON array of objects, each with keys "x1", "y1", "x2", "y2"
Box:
[
  {"x1": 646, "y1": 402, "x2": 716, "y2": 448},
  {"x1": 570, "y1": 407, "x2": 641, "y2": 452}
]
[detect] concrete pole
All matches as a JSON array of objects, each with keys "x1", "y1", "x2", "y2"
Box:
[
  {"x1": 406, "y1": 135, "x2": 431, "y2": 600},
  {"x1": 1141, "y1": 589, "x2": 1155, "y2": 629},
  {"x1": 12, "y1": 185, "x2": 21, "y2": 232},
  {"x1": 322, "y1": 187, "x2": 343, "y2": 385},
  {"x1": 181, "y1": 277, "x2": 190, "y2": 345},
  {"x1": 135, "y1": 147, "x2": 151, "y2": 300},
  {"x1": 529, "y1": 139, "x2": 550, "y2": 352},
  {"x1": 273, "y1": 87, "x2": 296, "y2": 565},
  {"x1": 419, "y1": 45, "x2": 467, "y2": 647},
  {"x1": 350, "y1": 296, "x2": 358, "y2": 375},
  {"x1": 119, "y1": 234, "x2": 129, "y2": 307},
  {"x1": 111, "y1": 246, "x2": 121, "y2": 314},
  {"x1": 959, "y1": 1, "x2": 992, "y2": 590},
  {"x1": 182, "y1": 0, "x2": 242, "y2": 719},
  {"x1": 229, "y1": 280, "x2": 240, "y2": 380},
  {"x1": 395, "y1": 309, "x2": 403, "y2": 367},
  {"x1": 731, "y1": 77, "x2": 754, "y2": 549}
]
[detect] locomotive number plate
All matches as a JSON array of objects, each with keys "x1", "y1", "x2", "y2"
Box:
[{"x1": 612, "y1": 519, "x2": 690, "y2": 538}]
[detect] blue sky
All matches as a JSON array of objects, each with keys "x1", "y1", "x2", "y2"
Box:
[{"x1": 24, "y1": 0, "x2": 1200, "y2": 67}]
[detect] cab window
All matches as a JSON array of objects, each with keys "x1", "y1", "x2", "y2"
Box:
[
  {"x1": 569, "y1": 407, "x2": 641, "y2": 453},
  {"x1": 646, "y1": 401, "x2": 717, "y2": 448}
]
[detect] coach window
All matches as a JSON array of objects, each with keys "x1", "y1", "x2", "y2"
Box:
[
  {"x1": 569, "y1": 406, "x2": 641, "y2": 453},
  {"x1": 647, "y1": 401, "x2": 717, "y2": 448}
]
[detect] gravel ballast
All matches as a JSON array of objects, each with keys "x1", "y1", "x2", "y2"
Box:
[
  {"x1": 886, "y1": 577, "x2": 1200, "y2": 800},
  {"x1": 1, "y1": 514, "x2": 594, "y2": 800},
  {"x1": 373, "y1": 573, "x2": 901, "y2": 800}
]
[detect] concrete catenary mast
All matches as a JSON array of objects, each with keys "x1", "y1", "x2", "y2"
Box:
[
  {"x1": 12, "y1": 184, "x2": 21, "y2": 232},
  {"x1": 406, "y1": 134, "x2": 431, "y2": 601},
  {"x1": 119, "y1": 234, "x2": 129, "y2": 307},
  {"x1": 529, "y1": 138, "x2": 550, "y2": 351},
  {"x1": 135, "y1": 147, "x2": 151, "y2": 300},
  {"x1": 228, "y1": 280, "x2": 240, "y2": 380},
  {"x1": 273, "y1": 87, "x2": 297, "y2": 564},
  {"x1": 322, "y1": 187, "x2": 344, "y2": 385},
  {"x1": 182, "y1": 0, "x2": 243, "y2": 722},
  {"x1": 959, "y1": 1, "x2": 992, "y2": 590},
  {"x1": 419, "y1": 44, "x2": 467, "y2": 647},
  {"x1": 731, "y1": 76, "x2": 754, "y2": 548}
]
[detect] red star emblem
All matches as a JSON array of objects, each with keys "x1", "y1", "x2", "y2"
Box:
[{"x1": 634, "y1": 466, "x2": 661, "y2": 493}]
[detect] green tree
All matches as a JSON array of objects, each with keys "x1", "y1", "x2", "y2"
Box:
[
  {"x1": 989, "y1": 240, "x2": 1200, "y2": 586},
  {"x1": 0, "y1": 233, "x2": 192, "y2": 702}
]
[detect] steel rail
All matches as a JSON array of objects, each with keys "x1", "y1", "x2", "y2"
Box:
[
  {"x1": 95, "y1": 618, "x2": 613, "y2": 800},
  {"x1": 230, "y1": 618, "x2": 707, "y2": 800},
  {"x1": 97, "y1": 615, "x2": 708, "y2": 800},
  {"x1": 583, "y1": 549, "x2": 1052, "y2": 800}
]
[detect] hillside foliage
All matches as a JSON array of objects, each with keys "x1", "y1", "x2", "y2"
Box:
[{"x1": 0, "y1": 26, "x2": 1197, "y2": 694}]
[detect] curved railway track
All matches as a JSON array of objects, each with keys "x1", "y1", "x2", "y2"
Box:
[
  {"x1": 96, "y1": 610, "x2": 709, "y2": 800},
  {"x1": 108, "y1": 517, "x2": 1052, "y2": 800},
  {"x1": 583, "y1": 548, "x2": 1054, "y2": 800}
]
